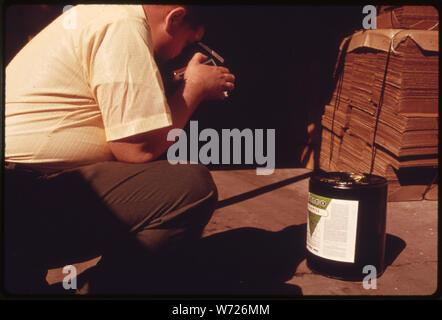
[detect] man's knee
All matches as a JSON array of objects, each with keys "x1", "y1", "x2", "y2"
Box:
[
  {"x1": 171, "y1": 163, "x2": 218, "y2": 210},
  {"x1": 135, "y1": 163, "x2": 218, "y2": 251}
]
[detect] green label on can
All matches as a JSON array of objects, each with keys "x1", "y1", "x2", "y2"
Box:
[{"x1": 308, "y1": 193, "x2": 332, "y2": 210}]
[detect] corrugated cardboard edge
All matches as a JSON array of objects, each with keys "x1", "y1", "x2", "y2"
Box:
[{"x1": 347, "y1": 29, "x2": 439, "y2": 53}]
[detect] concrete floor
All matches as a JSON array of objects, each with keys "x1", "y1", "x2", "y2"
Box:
[{"x1": 46, "y1": 168, "x2": 438, "y2": 296}]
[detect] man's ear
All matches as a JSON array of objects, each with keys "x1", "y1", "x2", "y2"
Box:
[{"x1": 165, "y1": 7, "x2": 186, "y2": 34}]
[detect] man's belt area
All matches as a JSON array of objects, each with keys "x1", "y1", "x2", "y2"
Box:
[{"x1": 4, "y1": 162, "x2": 45, "y2": 176}]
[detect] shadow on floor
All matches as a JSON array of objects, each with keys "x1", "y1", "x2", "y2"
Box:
[
  {"x1": 151, "y1": 224, "x2": 307, "y2": 297},
  {"x1": 21, "y1": 229, "x2": 404, "y2": 296},
  {"x1": 384, "y1": 233, "x2": 407, "y2": 268},
  {"x1": 216, "y1": 172, "x2": 312, "y2": 209},
  {"x1": 42, "y1": 224, "x2": 307, "y2": 297}
]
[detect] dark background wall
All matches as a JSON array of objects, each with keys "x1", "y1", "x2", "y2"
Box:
[
  {"x1": 4, "y1": 5, "x2": 364, "y2": 169},
  {"x1": 190, "y1": 6, "x2": 363, "y2": 168}
]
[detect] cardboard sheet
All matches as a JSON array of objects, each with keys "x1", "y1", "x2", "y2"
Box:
[{"x1": 347, "y1": 29, "x2": 439, "y2": 53}]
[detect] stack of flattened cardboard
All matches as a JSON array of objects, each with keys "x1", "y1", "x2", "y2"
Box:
[
  {"x1": 377, "y1": 5, "x2": 439, "y2": 30},
  {"x1": 319, "y1": 25, "x2": 438, "y2": 201}
]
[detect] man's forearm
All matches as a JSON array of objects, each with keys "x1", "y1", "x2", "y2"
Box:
[{"x1": 167, "y1": 81, "x2": 203, "y2": 130}]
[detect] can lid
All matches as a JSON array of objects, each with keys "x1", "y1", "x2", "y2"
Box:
[{"x1": 311, "y1": 171, "x2": 387, "y2": 189}]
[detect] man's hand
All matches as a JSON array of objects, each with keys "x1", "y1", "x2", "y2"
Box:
[{"x1": 183, "y1": 52, "x2": 235, "y2": 101}]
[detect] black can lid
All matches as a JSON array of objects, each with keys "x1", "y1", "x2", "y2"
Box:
[{"x1": 311, "y1": 171, "x2": 387, "y2": 189}]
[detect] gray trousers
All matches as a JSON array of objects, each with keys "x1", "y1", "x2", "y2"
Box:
[{"x1": 4, "y1": 160, "x2": 218, "y2": 294}]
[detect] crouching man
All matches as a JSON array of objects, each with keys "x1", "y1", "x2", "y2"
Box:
[{"x1": 4, "y1": 4, "x2": 235, "y2": 294}]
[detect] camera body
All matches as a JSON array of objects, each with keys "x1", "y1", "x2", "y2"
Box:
[
  {"x1": 171, "y1": 42, "x2": 225, "y2": 83},
  {"x1": 172, "y1": 58, "x2": 217, "y2": 82}
]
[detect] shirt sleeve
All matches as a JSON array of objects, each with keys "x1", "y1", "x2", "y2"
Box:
[{"x1": 88, "y1": 18, "x2": 172, "y2": 141}]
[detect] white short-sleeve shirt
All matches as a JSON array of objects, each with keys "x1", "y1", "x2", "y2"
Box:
[{"x1": 5, "y1": 5, "x2": 172, "y2": 171}]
